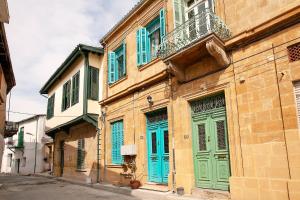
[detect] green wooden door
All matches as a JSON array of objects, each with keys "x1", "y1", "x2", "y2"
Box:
[{"x1": 191, "y1": 94, "x2": 230, "y2": 191}]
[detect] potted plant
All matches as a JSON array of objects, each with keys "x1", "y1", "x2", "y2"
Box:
[{"x1": 125, "y1": 156, "x2": 141, "y2": 189}]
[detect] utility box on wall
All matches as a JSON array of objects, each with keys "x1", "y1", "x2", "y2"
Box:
[{"x1": 121, "y1": 144, "x2": 137, "y2": 156}]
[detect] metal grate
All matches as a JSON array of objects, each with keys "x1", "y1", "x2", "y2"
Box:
[
  {"x1": 288, "y1": 43, "x2": 300, "y2": 62},
  {"x1": 198, "y1": 124, "x2": 207, "y2": 151},
  {"x1": 217, "y1": 121, "x2": 226, "y2": 150}
]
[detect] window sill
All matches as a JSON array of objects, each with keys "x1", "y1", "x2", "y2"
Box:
[
  {"x1": 76, "y1": 169, "x2": 87, "y2": 172},
  {"x1": 108, "y1": 76, "x2": 128, "y2": 88},
  {"x1": 106, "y1": 164, "x2": 124, "y2": 168},
  {"x1": 138, "y1": 58, "x2": 160, "y2": 71}
]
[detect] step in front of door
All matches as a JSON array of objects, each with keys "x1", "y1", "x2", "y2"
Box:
[
  {"x1": 140, "y1": 182, "x2": 169, "y2": 192},
  {"x1": 191, "y1": 188, "x2": 230, "y2": 200}
]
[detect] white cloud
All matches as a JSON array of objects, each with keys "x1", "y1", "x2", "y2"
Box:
[{"x1": 5, "y1": 0, "x2": 139, "y2": 121}]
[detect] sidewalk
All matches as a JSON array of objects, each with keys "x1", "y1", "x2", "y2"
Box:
[{"x1": 30, "y1": 173, "x2": 203, "y2": 200}]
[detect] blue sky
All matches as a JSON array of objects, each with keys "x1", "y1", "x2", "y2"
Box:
[{"x1": 5, "y1": 0, "x2": 139, "y2": 122}]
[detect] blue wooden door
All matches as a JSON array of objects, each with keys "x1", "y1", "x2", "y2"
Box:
[{"x1": 147, "y1": 110, "x2": 169, "y2": 184}]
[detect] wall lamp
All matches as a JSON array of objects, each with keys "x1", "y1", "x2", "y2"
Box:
[{"x1": 147, "y1": 95, "x2": 153, "y2": 106}]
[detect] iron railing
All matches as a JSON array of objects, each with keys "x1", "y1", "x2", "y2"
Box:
[
  {"x1": 157, "y1": 10, "x2": 231, "y2": 59},
  {"x1": 4, "y1": 121, "x2": 18, "y2": 138}
]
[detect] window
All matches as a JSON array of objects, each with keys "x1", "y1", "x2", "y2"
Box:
[
  {"x1": 17, "y1": 127, "x2": 24, "y2": 148},
  {"x1": 294, "y1": 81, "x2": 300, "y2": 128},
  {"x1": 47, "y1": 94, "x2": 55, "y2": 119},
  {"x1": 62, "y1": 80, "x2": 71, "y2": 111},
  {"x1": 288, "y1": 42, "x2": 300, "y2": 62},
  {"x1": 77, "y1": 139, "x2": 85, "y2": 170},
  {"x1": 136, "y1": 9, "x2": 166, "y2": 66},
  {"x1": 7, "y1": 154, "x2": 12, "y2": 167},
  {"x1": 71, "y1": 72, "x2": 80, "y2": 105},
  {"x1": 111, "y1": 120, "x2": 124, "y2": 164},
  {"x1": 108, "y1": 42, "x2": 126, "y2": 84},
  {"x1": 87, "y1": 66, "x2": 99, "y2": 100}
]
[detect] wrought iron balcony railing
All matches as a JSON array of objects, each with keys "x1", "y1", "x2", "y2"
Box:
[
  {"x1": 4, "y1": 121, "x2": 18, "y2": 138},
  {"x1": 157, "y1": 10, "x2": 231, "y2": 59}
]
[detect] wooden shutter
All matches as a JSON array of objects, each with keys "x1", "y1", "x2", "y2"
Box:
[
  {"x1": 108, "y1": 52, "x2": 116, "y2": 83},
  {"x1": 160, "y1": 8, "x2": 166, "y2": 41},
  {"x1": 72, "y1": 72, "x2": 80, "y2": 105},
  {"x1": 90, "y1": 67, "x2": 99, "y2": 100},
  {"x1": 173, "y1": 0, "x2": 185, "y2": 28},
  {"x1": 77, "y1": 139, "x2": 85, "y2": 170},
  {"x1": 294, "y1": 81, "x2": 300, "y2": 128},
  {"x1": 136, "y1": 29, "x2": 141, "y2": 66},
  {"x1": 122, "y1": 42, "x2": 126, "y2": 76},
  {"x1": 140, "y1": 28, "x2": 148, "y2": 64},
  {"x1": 47, "y1": 94, "x2": 55, "y2": 119},
  {"x1": 18, "y1": 127, "x2": 24, "y2": 147},
  {"x1": 111, "y1": 120, "x2": 124, "y2": 164}
]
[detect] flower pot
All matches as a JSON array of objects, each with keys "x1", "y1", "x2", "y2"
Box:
[{"x1": 130, "y1": 180, "x2": 141, "y2": 189}]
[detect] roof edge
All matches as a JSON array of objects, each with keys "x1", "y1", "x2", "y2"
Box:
[
  {"x1": 39, "y1": 44, "x2": 103, "y2": 95},
  {"x1": 100, "y1": 0, "x2": 149, "y2": 45}
]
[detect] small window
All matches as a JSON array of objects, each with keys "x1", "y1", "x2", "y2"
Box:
[
  {"x1": 294, "y1": 81, "x2": 300, "y2": 128},
  {"x1": 136, "y1": 8, "x2": 166, "y2": 66},
  {"x1": 77, "y1": 139, "x2": 85, "y2": 170},
  {"x1": 88, "y1": 66, "x2": 99, "y2": 100},
  {"x1": 71, "y1": 72, "x2": 80, "y2": 105},
  {"x1": 288, "y1": 42, "x2": 300, "y2": 62},
  {"x1": 7, "y1": 154, "x2": 12, "y2": 167},
  {"x1": 111, "y1": 120, "x2": 124, "y2": 165},
  {"x1": 47, "y1": 94, "x2": 55, "y2": 119},
  {"x1": 108, "y1": 42, "x2": 126, "y2": 84},
  {"x1": 62, "y1": 80, "x2": 71, "y2": 111}
]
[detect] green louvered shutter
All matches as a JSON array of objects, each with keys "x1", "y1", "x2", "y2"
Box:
[
  {"x1": 77, "y1": 139, "x2": 85, "y2": 170},
  {"x1": 18, "y1": 127, "x2": 24, "y2": 148},
  {"x1": 72, "y1": 72, "x2": 80, "y2": 105},
  {"x1": 140, "y1": 28, "x2": 148, "y2": 64},
  {"x1": 111, "y1": 120, "x2": 124, "y2": 164},
  {"x1": 108, "y1": 52, "x2": 116, "y2": 83},
  {"x1": 160, "y1": 8, "x2": 166, "y2": 41},
  {"x1": 122, "y1": 42, "x2": 126, "y2": 76},
  {"x1": 47, "y1": 94, "x2": 55, "y2": 119},
  {"x1": 88, "y1": 67, "x2": 99, "y2": 100},
  {"x1": 173, "y1": 0, "x2": 185, "y2": 28},
  {"x1": 136, "y1": 29, "x2": 141, "y2": 66}
]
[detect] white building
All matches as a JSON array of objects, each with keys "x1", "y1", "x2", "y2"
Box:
[{"x1": 1, "y1": 115, "x2": 52, "y2": 174}]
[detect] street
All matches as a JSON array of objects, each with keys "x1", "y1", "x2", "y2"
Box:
[{"x1": 0, "y1": 175, "x2": 143, "y2": 200}]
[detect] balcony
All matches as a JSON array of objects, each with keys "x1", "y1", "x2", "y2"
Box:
[
  {"x1": 4, "y1": 121, "x2": 18, "y2": 138},
  {"x1": 157, "y1": 10, "x2": 231, "y2": 82}
]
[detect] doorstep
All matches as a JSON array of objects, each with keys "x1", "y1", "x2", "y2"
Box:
[{"x1": 139, "y1": 182, "x2": 169, "y2": 192}]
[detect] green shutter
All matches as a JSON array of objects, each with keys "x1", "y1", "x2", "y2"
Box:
[
  {"x1": 111, "y1": 120, "x2": 124, "y2": 164},
  {"x1": 17, "y1": 127, "x2": 24, "y2": 148},
  {"x1": 62, "y1": 81, "x2": 71, "y2": 111},
  {"x1": 72, "y1": 72, "x2": 80, "y2": 105},
  {"x1": 160, "y1": 8, "x2": 166, "y2": 41},
  {"x1": 136, "y1": 29, "x2": 141, "y2": 66},
  {"x1": 122, "y1": 42, "x2": 126, "y2": 76},
  {"x1": 108, "y1": 52, "x2": 116, "y2": 83},
  {"x1": 87, "y1": 66, "x2": 99, "y2": 100},
  {"x1": 47, "y1": 94, "x2": 55, "y2": 119},
  {"x1": 140, "y1": 28, "x2": 148, "y2": 64},
  {"x1": 77, "y1": 139, "x2": 85, "y2": 170}
]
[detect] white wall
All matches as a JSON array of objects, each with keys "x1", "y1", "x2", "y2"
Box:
[
  {"x1": 46, "y1": 58, "x2": 85, "y2": 129},
  {"x1": 1, "y1": 115, "x2": 51, "y2": 174}
]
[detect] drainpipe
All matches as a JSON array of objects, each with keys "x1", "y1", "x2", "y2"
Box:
[
  {"x1": 168, "y1": 65, "x2": 176, "y2": 193},
  {"x1": 96, "y1": 126, "x2": 102, "y2": 183},
  {"x1": 33, "y1": 116, "x2": 39, "y2": 174}
]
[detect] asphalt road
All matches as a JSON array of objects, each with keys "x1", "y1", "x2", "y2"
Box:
[{"x1": 0, "y1": 175, "x2": 142, "y2": 200}]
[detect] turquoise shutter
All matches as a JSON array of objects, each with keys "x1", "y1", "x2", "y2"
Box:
[
  {"x1": 18, "y1": 127, "x2": 24, "y2": 147},
  {"x1": 122, "y1": 42, "x2": 126, "y2": 76},
  {"x1": 108, "y1": 52, "x2": 116, "y2": 83},
  {"x1": 160, "y1": 8, "x2": 166, "y2": 41},
  {"x1": 136, "y1": 29, "x2": 141, "y2": 66},
  {"x1": 140, "y1": 28, "x2": 148, "y2": 64},
  {"x1": 111, "y1": 120, "x2": 124, "y2": 164}
]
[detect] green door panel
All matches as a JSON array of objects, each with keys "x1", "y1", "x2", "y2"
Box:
[{"x1": 191, "y1": 94, "x2": 230, "y2": 191}]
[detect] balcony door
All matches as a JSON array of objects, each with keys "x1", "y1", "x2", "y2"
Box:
[{"x1": 185, "y1": 0, "x2": 214, "y2": 40}]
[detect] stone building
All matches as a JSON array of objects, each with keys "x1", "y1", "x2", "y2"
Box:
[
  {"x1": 99, "y1": 0, "x2": 300, "y2": 199},
  {"x1": 1, "y1": 115, "x2": 52, "y2": 174},
  {"x1": 0, "y1": 0, "x2": 16, "y2": 169},
  {"x1": 40, "y1": 44, "x2": 104, "y2": 183}
]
